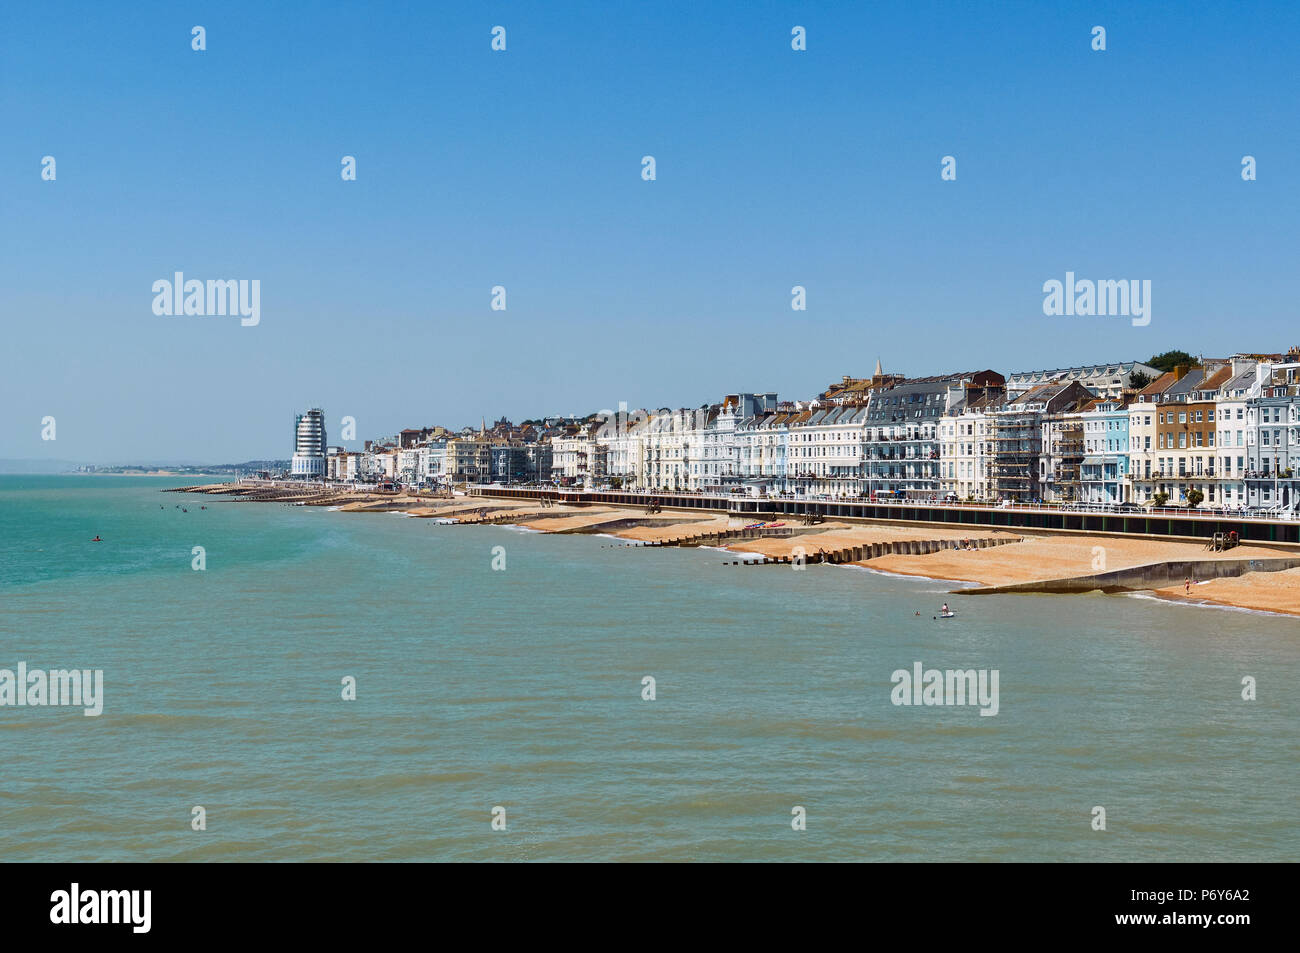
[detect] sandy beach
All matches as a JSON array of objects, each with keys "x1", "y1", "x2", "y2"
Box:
[
  {"x1": 176, "y1": 484, "x2": 1300, "y2": 616},
  {"x1": 1150, "y1": 568, "x2": 1300, "y2": 617}
]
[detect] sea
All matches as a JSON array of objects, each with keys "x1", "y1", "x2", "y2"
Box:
[{"x1": 1, "y1": 476, "x2": 1296, "y2": 862}]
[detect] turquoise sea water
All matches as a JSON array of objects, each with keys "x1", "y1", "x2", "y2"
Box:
[{"x1": 0, "y1": 475, "x2": 1296, "y2": 862}]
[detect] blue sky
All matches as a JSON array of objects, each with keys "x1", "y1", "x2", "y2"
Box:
[{"x1": 3, "y1": 0, "x2": 1298, "y2": 463}]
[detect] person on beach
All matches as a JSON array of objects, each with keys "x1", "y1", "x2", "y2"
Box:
[{"x1": 1185, "y1": 577, "x2": 1191, "y2": 594}]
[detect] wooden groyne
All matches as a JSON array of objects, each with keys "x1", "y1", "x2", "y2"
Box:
[
  {"x1": 588, "y1": 526, "x2": 796, "y2": 547},
  {"x1": 626, "y1": 526, "x2": 794, "y2": 547},
  {"x1": 723, "y1": 535, "x2": 1021, "y2": 566}
]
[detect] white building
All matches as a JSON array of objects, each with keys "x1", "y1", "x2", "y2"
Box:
[
  {"x1": 552, "y1": 427, "x2": 602, "y2": 486},
  {"x1": 791, "y1": 405, "x2": 867, "y2": 498},
  {"x1": 940, "y1": 387, "x2": 1002, "y2": 500},
  {"x1": 1216, "y1": 365, "x2": 1256, "y2": 507},
  {"x1": 1006, "y1": 362, "x2": 1160, "y2": 399},
  {"x1": 1245, "y1": 359, "x2": 1300, "y2": 512},
  {"x1": 736, "y1": 412, "x2": 791, "y2": 496},
  {"x1": 635, "y1": 410, "x2": 695, "y2": 492},
  {"x1": 290, "y1": 408, "x2": 327, "y2": 479}
]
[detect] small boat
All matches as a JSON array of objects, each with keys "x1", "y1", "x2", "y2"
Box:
[{"x1": 938, "y1": 610, "x2": 955, "y2": 619}]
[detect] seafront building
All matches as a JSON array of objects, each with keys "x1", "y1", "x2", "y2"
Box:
[
  {"x1": 862, "y1": 372, "x2": 998, "y2": 499},
  {"x1": 1078, "y1": 400, "x2": 1130, "y2": 503},
  {"x1": 989, "y1": 381, "x2": 1093, "y2": 502},
  {"x1": 1216, "y1": 365, "x2": 1256, "y2": 507},
  {"x1": 290, "y1": 408, "x2": 327, "y2": 479},
  {"x1": 1005, "y1": 362, "x2": 1160, "y2": 399},
  {"x1": 639, "y1": 409, "x2": 696, "y2": 493},
  {"x1": 940, "y1": 377, "x2": 1007, "y2": 500},
  {"x1": 1040, "y1": 403, "x2": 1088, "y2": 502},
  {"x1": 288, "y1": 345, "x2": 1300, "y2": 516},
  {"x1": 445, "y1": 436, "x2": 492, "y2": 484},
  {"x1": 1245, "y1": 356, "x2": 1300, "y2": 511}
]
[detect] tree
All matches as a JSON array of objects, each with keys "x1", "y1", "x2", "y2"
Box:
[
  {"x1": 1153, "y1": 491, "x2": 1170, "y2": 507},
  {"x1": 1186, "y1": 488, "x2": 1204, "y2": 508},
  {"x1": 1128, "y1": 370, "x2": 1153, "y2": 390},
  {"x1": 1147, "y1": 350, "x2": 1198, "y2": 373}
]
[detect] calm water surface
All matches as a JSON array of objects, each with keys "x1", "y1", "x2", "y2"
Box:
[{"x1": 0, "y1": 476, "x2": 1296, "y2": 861}]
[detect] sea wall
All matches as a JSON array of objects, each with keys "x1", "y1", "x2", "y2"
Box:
[{"x1": 963, "y1": 557, "x2": 1300, "y2": 595}]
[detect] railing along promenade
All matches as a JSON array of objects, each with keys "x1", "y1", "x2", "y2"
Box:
[{"x1": 467, "y1": 486, "x2": 1300, "y2": 546}]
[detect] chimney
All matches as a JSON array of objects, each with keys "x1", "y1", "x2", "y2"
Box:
[{"x1": 1173, "y1": 364, "x2": 1189, "y2": 380}]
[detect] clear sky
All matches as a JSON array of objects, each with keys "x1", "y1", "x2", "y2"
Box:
[{"x1": 4, "y1": 1, "x2": 1298, "y2": 463}]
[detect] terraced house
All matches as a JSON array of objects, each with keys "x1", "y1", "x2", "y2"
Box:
[
  {"x1": 1005, "y1": 361, "x2": 1160, "y2": 399},
  {"x1": 1130, "y1": 363, "x2": 1232, "y2": 505},
  {"x1": 689, "y1": 394, "x2": 779, "y2": 492},
  {"x1": 990, "y1": 380, "x2": 1093, "y2": 502},
  {"x1": 736, "y1": 409, "x2": 792, "y2": 495},
  {"x1": 940, "y1": 377, "x2": 1006, "y2": 500},
  {"x1": 1246, "y1": 356, "x2": 1300, "y2": 512},
  {"x1": 1127, "y1": 370, "x2": 1177, "y2": 501},
  {"x1": 633, "y1": 409, "x2": 696, "y2": 492},
  {"x1": 862, "y1": 372, "x2": 997, "y2": 499},
  {"x1": 789, "y1": 405, "x2": 869, "y2": 498},
  {"x1": 1078, "y1": 399, "x2": 1130, "y2": 503},
  {"x1": 1040, "y1": 402, "x2": 1088, "y2": 502},
  {"x1": 1215, "y1": 364, "x2": 1257, "y2": 507}
]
